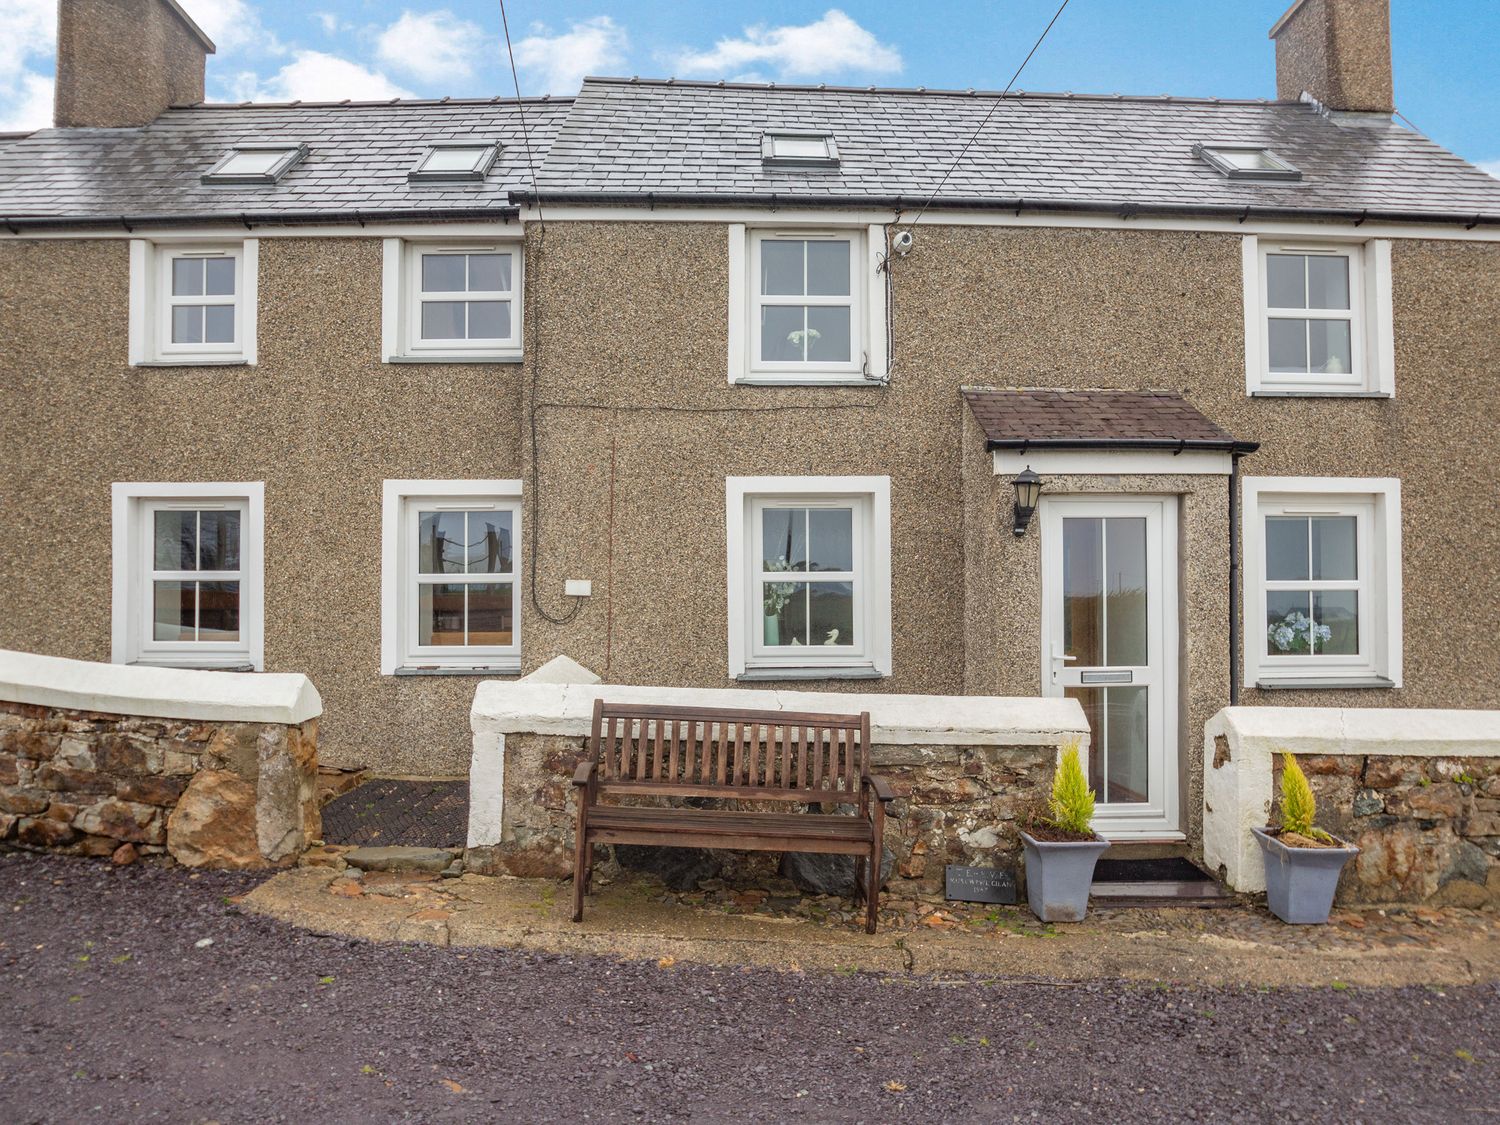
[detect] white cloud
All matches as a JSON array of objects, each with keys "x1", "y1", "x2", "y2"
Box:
[
  {"x1": 675, "y1": 9, "x2": 901, "y2": 80},
  {"x1": 513, "y1": 16, "x2": 627, "y2": 94},
  {"x1": 1478, "y1": 159, "x2": 1500, "y2": 181},
  {"x1": 0, "y1": 71, "x2": 53, "y2": 132},
  {"x1": 230, "y1": 50, "x2": 413, "y2": 102},
  {"x1": 0, "y1": 0, "x2": 55, "y2": 130},
  {"x1": 182, "y1": 0, "x2": 282, "y2": 56},
  {"x1": 376, "y1": 9, "x2": 484, "y2": 83},
  {"x1": 315, "y1": 11, "x2": 343, "y2": 36}
]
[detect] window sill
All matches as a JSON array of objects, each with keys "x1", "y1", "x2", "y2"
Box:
[
  {"x1": 736, "y1": 666, "x2": 886, "y2": 682},
  {"x1": 735, "y1": 376, "x2": 885, "y2": 388},
  {"x1": 1253, "y1": 676, "x2": 1395, "y2": 691},
  {"x1": 386, "y1": 354, "x2": 523, "y2": 365},
  {"x1": 129, "y1": 660, "x2": 256, "y2": 672},
  {"x1": 393, "y1": 665, "x2": 521, "y2": 677},
  {"x1": 132, "y1": 358, "x2": 252, "y2": 368},
  {"x1": 1249, "y1": 389, "x2": 1390, "y2": 399}
]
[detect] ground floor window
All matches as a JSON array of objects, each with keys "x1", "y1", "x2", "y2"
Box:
[
  {"x1": 1242, "y1": 477, "x2": 1402, "y2": 689},
  {"x1": 726, "y1": 476, "x2": 891, "y2": 679},
  {"x1": 381, "y1": 480, "x2": 522, "y2": 674},
  {"x1": 111, "y1": 483, "x2": 264, "y2": 669}
]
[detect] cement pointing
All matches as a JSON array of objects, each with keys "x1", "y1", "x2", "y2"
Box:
[{"x1": 0, "y1": 648, "x2": 322, "y2": 726}]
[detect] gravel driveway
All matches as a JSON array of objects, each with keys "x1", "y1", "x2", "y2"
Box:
[{"x1": 2, "y1": 850, "x2": 1495, "y2": 1123}]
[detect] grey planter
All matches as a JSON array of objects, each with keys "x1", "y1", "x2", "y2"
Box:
[
  {"x1": 1251, "y1": 826, "x2": 1360, "y2": 924},
  {"x1": 1021, "y1": 831, "x2": 1109, "y2": 922}
]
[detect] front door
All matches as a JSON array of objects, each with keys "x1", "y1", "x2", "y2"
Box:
[{"x1": 1040, "y1": 497, "x2": 1179, "y2": 838}]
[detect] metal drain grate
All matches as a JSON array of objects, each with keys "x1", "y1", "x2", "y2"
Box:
[{"x1": 320, "y1": 779, "x2": 469, "y2": 849}]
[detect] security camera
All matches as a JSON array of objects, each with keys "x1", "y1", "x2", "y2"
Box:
[{"x1": 891, "y1": 228, "x2": 914, "y2": 256}]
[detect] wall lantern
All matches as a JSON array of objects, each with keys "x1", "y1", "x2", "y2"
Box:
[{"x1": 1012, "y1": 467, "x2": 1042, "y2": 537}]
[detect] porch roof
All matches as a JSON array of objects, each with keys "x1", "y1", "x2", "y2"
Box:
[{"x1": 961, "y1": 388, "x2": 1258, "y2": 453}]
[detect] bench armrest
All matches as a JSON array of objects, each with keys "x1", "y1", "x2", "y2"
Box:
[
  {"x1": 572, "y1": 761, "x2": 597, "y2": 787},
  {"x1": 864, "y1": 774, "x2": 895, "y2": 803}
]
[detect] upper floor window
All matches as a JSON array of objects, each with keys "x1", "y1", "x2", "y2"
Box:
[
  {"x1": 761, "y1": 131, "x2": 839, "y2": 167},
  {"x1": 202, "y1": 144, "x2": 306, "y2": 184},
  {"x1": 128, "y1": 241, "x2": 257, "y2": 366},
  {"x1": 382, "y1": 240, "x2": 522, "y2": 363},
  {"x1": 1194, "y1": 144, "x2": 1300, "y2": 182},
  {"x1": 408, "y1": 143, "x2": 499, "y2": 182},
  {"x1": 1242, "y1": 237, "x2": 1393, "y2": 396}
]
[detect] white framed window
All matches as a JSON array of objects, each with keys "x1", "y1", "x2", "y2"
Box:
[
  {"x1": 381, "y1": 239, "x2": 522, "y2": 363},
  {"x1": 727, "y1": 225, "x2": 887, "y2": 385},
  {"x1": 111, "y1": 482, "x2": 265, "y2": 670},
  {"x1": 202, "y1": 143, "x2": 306, "y2": 184},
  {"x1": 726, "y1": 476, "x2": 891, "y2": 679},
  {"x1": 1241, "y1": 236, "x2": 1393, "y2": 396},
  {"x1": 381, "y1": 480, "x2": 522, "y2": 674},
  {"x1": 408, "y1": 143, "x2": 499, "y2": 182},
  {"x1": 1242, "y1": 477, "x2": 1402, "y2": 690},
  {"x1": 128, "y1": 240, "x2": 258, "y2": 366},
  {"x1": 761, "y1": 131, "x2": 839, "y2": 166}
]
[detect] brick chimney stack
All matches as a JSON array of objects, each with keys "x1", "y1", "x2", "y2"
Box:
[
  {"x1": 1269, "y1": 0, "x2": 1394, "y2": 115},
  {"x1": 54, "y1": 0, "x2": 217, "y2": 128}
]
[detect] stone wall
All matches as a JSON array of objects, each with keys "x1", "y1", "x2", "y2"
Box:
[
  {"x1": 1282, "y1": 753, "x2": 1499, "y2": 907},
  {"x1": 0, "y1": 700, "x2": 320, "y2": 868}
]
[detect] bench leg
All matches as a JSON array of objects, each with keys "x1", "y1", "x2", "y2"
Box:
[
  {"x1": 572, "y1": 828, "x2": 588, "y2": 924},
  {"x1": 853, "y1": 856, "x2": 867, "y2": 905},
  {"x1": 865, "y1": 840, "x2": 879, "y2": 935}
]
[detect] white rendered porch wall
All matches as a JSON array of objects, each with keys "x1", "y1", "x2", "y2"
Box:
[
  {"x1": 1203, "y1": 706, "x2": 1500, "y2": 892},
  {"x1": 467, "y1": 677, "x2": 1090, "y2": 848}
]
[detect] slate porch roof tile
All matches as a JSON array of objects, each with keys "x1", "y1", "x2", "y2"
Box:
[{"x1": 961, "y1": 388, "x2": 1251, "y2": 450}]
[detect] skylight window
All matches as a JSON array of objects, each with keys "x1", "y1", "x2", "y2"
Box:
[
  {"x1": 761, "y1": 131, "x2": 840, "y2": 167},
  {"x1": 1194, "y1": 144, "x2": 1302, "y2": 182},
  {"x1": 202, "y1": 143, "x2": 307, "y2": 185},
  {"x1": 409, "y1": 143, "x2": 500, "y2": 183}
]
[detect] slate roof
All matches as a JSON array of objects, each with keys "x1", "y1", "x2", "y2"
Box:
[
  {"x1": 0, "y1": 99, "x2": 569, "y2": 224},
  {"x1": 962, "y1": 389, "x2": 1255, "y2": 451}
]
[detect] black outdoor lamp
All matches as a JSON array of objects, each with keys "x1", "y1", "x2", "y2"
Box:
[{"x1": 1012, "y1": 467, "x2": 1043, "y2": 537}]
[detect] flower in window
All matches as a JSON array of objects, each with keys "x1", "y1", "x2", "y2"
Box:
[{"x1": 1267, "y1": 610, "x2": 1332, "y2": 654}]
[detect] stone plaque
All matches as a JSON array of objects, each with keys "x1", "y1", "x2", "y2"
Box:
[{"x1": 944, "y1": 864, "x2": 1018, "y2": 905}]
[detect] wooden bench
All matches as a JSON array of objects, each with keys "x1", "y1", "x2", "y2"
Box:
[{"x1": 572, "y1": 700, "x2": 894, "y2": 933}]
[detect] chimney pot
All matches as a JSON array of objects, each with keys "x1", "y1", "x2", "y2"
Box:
[{"x1": 1269, "y1": 0, "x2": 1394, "y2": 115}]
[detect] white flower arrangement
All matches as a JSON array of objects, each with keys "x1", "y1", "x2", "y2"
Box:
[
  {"x1": 787, "y1": 328, "x2": 822, "y2": 348},
  {"x1": 1267, "y1": 609, "x2": 1332, "y2": 655},
  {"x1": 763, "y1": 555, "x2": 799, "y2": 617}
]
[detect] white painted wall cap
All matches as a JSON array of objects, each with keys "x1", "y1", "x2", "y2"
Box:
[
  {"x1": 0, "y1": 649, "x2": 322, "y2": 726},
  {"x1": 1208, "y1": 705, "x2": 1500, "y2": 755}
]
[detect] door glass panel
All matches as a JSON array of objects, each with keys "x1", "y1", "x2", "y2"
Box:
[
  {"x1": 1062, "y1": 517, "x2": 1103, "y2": 664},
  {"x1": 1104, "y1": 517, "x2": 1147, "y2": 666},
  {"x1": 1104, "y1": 686, "x2": 1149, "y2": 804},
  {"x1": 1064, "y1": 687, "x2": 1104, "y2": 795}
]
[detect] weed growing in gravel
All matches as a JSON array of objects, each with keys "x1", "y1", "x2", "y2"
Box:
[
  {"x1": 1455, "y1": 1049, "x2": 1475, "y2": 1063},
  {"x1": 1330, "y1": 980, "x2": 1351, "y2": 991}
]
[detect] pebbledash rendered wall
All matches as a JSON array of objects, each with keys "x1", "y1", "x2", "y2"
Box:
[
  {"x1": 0, "y1": 649, "x2": 321, "y2": 868},
  {"x1": 1, "y1": 221, "x2": 1498, "y2": 800}
]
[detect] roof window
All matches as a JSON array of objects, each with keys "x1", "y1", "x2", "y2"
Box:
[
  {"x1": 409, "y1": 143, "x2": 500, "y2": 183},
  {"x1": 761, "y1": 131, "x2": 839, "y2": 167},
  {"x1": 1194, "y1": 144, "x2": 1301, "y2": 182},
  {"x1": 202, "y1": 143, "x2": 307, "y2": 185}
]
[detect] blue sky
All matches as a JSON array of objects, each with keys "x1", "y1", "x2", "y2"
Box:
[{"x1": 2, "y1": 0, "x2": 1497, "y2": 172}]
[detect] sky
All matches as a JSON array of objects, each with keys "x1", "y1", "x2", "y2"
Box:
[{"x1": 1, "y1": 0, "x2": 1496, "y2": 174}]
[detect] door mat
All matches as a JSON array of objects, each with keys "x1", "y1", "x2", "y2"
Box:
[{"x1": 1092, "y1": 856, "x2": 1209, "y2": 883}]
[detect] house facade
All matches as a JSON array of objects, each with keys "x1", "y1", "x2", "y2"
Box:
[{"x1": 2, "y1": 0, "x2": 1497, "y2": 854}]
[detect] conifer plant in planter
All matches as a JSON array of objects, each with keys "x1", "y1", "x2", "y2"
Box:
[
  {"x1": 1251, "y1": 753, "x2": 1360, "y2": 925},
  {"x1": 1019, "y1": 742, "x2": 1109, "y2": 923}
]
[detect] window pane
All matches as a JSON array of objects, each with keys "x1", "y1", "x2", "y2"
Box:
[
  {"x1": 1266, "y1": 516, "x2": 1309, "y2": 581},
  {"x1": 423, "y1": 146, "x2": 488, "y2": 172},
  {"x1": 770, "y1": 135, "x2": 830, "y2": 159},
  {"x1": 1266, "y1": 590, "x2": 1316, "y2": 655},
  {"x1": 1268, "y1": 318, "x2": 1308, "y2": 373},
  {"x1": 171, "y1": 257, "x2": 204, "y2": 297},
  {"x1": 203, "y1": 257, "x2": 235, "y2": 296},
  {"x1": 809, "y1": 581, "x2": 855, "y2": 647},
  {"x1": 762, "y1": 508, "x2": 807, "y2": 572},
  {"x1": 172, "y1": 305, "x2": 204, "y2": 345},
  {"x1": 198, "y1": 510, "x2": 240, "y2": 571},
  {"x1": 203, "y1": 304, "x2": 235, "y2": 344},
  {"x1": 1104, "y1": 516, "x2": 1147, "y2": 666},
  {"x1": 467, "y1": 300, "x2": 510, "y2": 340},
  {"x1": 806, "y1": 306, "x2": 852, "y2": 363},
  {"x1": 467, "y1": 583, "x2": 513, "y2": 645},
  {"x1": 154, "y1": 510, "x2": 196, "y2": 571},
  {"x1": 1266, "y1": 254, "x2": 1305, "y2": 309},
  {"x1": 1062, "y1": 517, "x2": 1103, "y2": 664},
  {"x1": 1308, "y1": 319, "x2": 1352, "y2": 375},
  {"x1": 197, "y1": 581, "x2": 240, "y2": 641},
  {"x1": 419, "y1": 583, "x2": 467, "y2": 645},
  {"x1": 1306, "y1": 255, "x2": 1350, "y2": 310},
  {"x1": 469, "y1": 512, "x2": 513, "y2": 573},
  {"x1": 805, "y1": 240, "x2": 850, "y2": 296},
  {"x1": 421, "y1": 301, "x2": 466, "y2": 340},
  {"x1": 1064, "y1": 686, "x2": 1105, "y2": 794},
  {"x1": 760, "y1": 240, "x2": 804, "y2": 296},
  {"x1": 468, "y1": 253, "x2": 511, "y2": 292},
  {"x1": 760, "y1": 305, "x2": 805, "y2": 362},
  {"x1": 1314, "y1": 590, "x2": 1359, "y2": 655},
  {"x1": 418, "y1": 511, "x2": 466, "y2": 573},
  {"x1": 220, "y1": 149, "x2": 286, "y2": 175},
  {"x1": 1104, "y1": 685, "x2": 1149, "y2": 804},
  {"x1": 807, "y1": 508, "x2": 853, "y2": 572},
  {"x1": 1311, "y1": 516, "x2": 1357, "y2": 581},
  {"x1": 421, "y1": 254, "x2": 466, "y2": 293},
  {"x1": 153, "y1": 580, "x2": 195, "y2": 641}
]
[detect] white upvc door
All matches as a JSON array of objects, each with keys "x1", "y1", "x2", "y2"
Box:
[{"x1": 1040, "y1": 496, "x2": 1180, "y2": 839}]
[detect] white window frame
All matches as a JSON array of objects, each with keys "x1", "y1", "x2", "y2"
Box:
[
  {"x1": 380, "y1": 479, "x2": 523, "y2": 675},
  {"x1": 725, "y1": 475, "x2": 891, "y2": 679},
  {"x1": 1242, "y1": 236, "x2": 1394, "y2": 397},
  {"x1": 1242, "y1": 477, "x2": 1402, "y2": 690},
  {"x1": 128, "y1": 240, "x2": 258, "y2": 366},
  {"x1": 381, "y1": 239, "x2": 523, "y2": 363},
  {"x1": 111, "y1": 482, "x2": 265, "y2": 671},
  {"x1": 728, "y1": 225, "x2": 887, "y2": 385}
]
